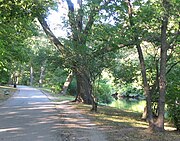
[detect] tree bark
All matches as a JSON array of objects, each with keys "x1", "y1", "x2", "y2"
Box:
[
  {"x1": 39, "y1": 66, "x2": 45, "y2": 87},
  {"x1": 39, "y1": 61, "x2": 46, "y2": 87},
  {"x1": 65, "y1": 0, "x2": 101, "y2": 111},
  {"x1": 136, "y1": 44, "x2": 154, "y2": 127},
  {"x1": 154, "y1": 5, "x2": 169, "y2": 131},
  {"x1": 60, "y1": 72, "x2": 73, "y2": 95},
  {"x1": 38, "y1": 16, "x2": 65, "y2": 54},
  {"x1": 74, "y1": 68, "x2": 97, "y2": 111},
  {"x1": 30, "y1": 66, "x2": 33, "y2": 86},
  {"x1": 126, "y1": 0, "x2": 153, "y2": 127}
]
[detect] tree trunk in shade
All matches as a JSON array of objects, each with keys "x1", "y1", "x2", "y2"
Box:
[
  {"x1": 60, "y1": 72, "x2": 74, "y2": 95},
  {"x1": 30, "y1": 66, "x2": 33, "y2": 86}
]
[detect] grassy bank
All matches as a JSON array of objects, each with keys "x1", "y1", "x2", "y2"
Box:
[
  {"x1": 75, "y1": 104, "x2": 179, "y2": 141},
  {"x1": 52, "y1": 94, "x2": 179, "y2": 141},
  {"x1": 76, "y1": 104, "x2": 180, "y2": 141},
  {"x1": 0, "y1": 86, "x2": 17, "y2": 103},
  {"x1": 110, "y1": 99, "x2": 146, "y2": 113}
]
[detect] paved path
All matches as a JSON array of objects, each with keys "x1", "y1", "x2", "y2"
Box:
[{"x1": 0, "y1": 86, "x2": 61, "y2": 141}]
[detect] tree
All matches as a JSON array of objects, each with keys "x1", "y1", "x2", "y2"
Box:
[
  {"x1": 0, "y1": 0, "x2": 56, "y2": 85},
  {"x1": 0, "y1": 19, "x2": 34, "y2": 84},
  {"x1": 125, "y1": 0, "x2": 154, "y2": 128},
  {"x1": 166, "y1": 58, "x2": 180, "y2": 131},
  {"x1": 154, "y1": 0, "x2": 169, "y2": 131},
  {"x1": 123, "y1": 0, "x2": 179, "y2": 131},
  {"x1": 38, "y1": 0, "x2": 115, "y2": 111}
]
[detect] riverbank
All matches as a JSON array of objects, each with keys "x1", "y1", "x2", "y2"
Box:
[
  {"x1": 76, "y1": 103, "x2": 180, "y2": 141},
  {"x1": 51, "y1": 94, "x2": 179, "y2": 141}
]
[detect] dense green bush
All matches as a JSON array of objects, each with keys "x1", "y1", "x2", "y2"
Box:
[
  {"x1": 43, "y1": 68, "x2": 68, "y2": 93},
  {"x1": 94, "y1": 79, "x2": 113, "y2": 104},
  {"x1": 67, "y1": 79, "x2": 77, "y2": 96},
  {"x1": 0, "y1": 69, "x2": 9, "y2": 85},
  {"x1": 167, "y1": 100, "x2": 180, "y2": 131},
  {"x1": 120, "y1": 84, "x2": 143, "y2": 97},
  {"x1": 166, "y1": 64, "x2": 180, "y2": 131}
]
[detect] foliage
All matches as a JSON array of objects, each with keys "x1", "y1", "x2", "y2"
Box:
[
  {"x1": 0, "y1": 1, "x2": 37, "y2": 84},
  {"x1": 94, "y1": 79, "x2": 113, "y2": 104},
  {"x1": 119, "y1": 84, "x2": 143, "y2": 97},
  {"x1": 0, "y1": 21, "x2": 34, "y2": 84},
  {"x1": 0, "y1": 0, "x2": 57, "y2": 84},
  {"x1": 67, "y1": 78, "x2": 77, "y2": 96},
  {"x1": 108, "y1": 48, "x2": 142, "y2": 89},
  {"x1": 166, "y1": 62, "x2": 180, "y2": 130},
  {"x1": 23, "y1": 32, "x2": 68, "y2": 91},
  {"x1": 46, "y1": 68, "x2": 68, "y2": 93}
]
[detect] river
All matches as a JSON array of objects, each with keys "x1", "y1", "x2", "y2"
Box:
[{"x1": 109, "y1": 98, "x2": 146, "y2": 113}]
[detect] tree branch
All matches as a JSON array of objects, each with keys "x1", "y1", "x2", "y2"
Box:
[
  {"x1": 166, "y1": 61, "x2": 180, "y2": 75},
  {"x1": 94, "y1": 41, "x2": 134, "y2": 57},
  {"x1": 38, "y1": 16, "x2": 65, "y2": 54},
  {"x1": 83, "y1": 0, "x2": 112, "y2": 37}
]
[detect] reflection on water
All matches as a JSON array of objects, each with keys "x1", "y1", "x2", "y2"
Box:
[{"x1": 110, "y1": 98, "x2": 146, "y2": 113}]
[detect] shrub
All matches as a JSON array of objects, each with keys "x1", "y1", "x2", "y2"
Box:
[
  {"x1": 166, "y1": 64, "x2": 180, "y2": 131},
  {"x1": 167, "y1": 100, "x2": 180, "y2": 131},
  {"x1": 120, "y1": 84, "x2": 143, "y2": 98},
  {"x1": 94, "y1": 79, "x2": 113, "y2": 104},
  {"x1": 67, "y1": 79, "x2": 77, "y2": 96}
]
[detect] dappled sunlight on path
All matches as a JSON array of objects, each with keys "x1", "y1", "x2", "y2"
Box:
[
  {"x1": 52, "y1": 101, "x2": 107, "y2": 141},
  {"x1": 0, "y1": 86, "x2": 61, "y2": 141},
  {"x1": 0, "y1": 86, "x2": 107, "y2": 141}
]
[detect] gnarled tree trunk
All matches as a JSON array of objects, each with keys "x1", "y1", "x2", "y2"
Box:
[{"x1": 74, "y1": 68, "x2": 97, "y2": 111}]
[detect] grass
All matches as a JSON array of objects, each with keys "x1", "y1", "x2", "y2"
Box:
[
  {"x1": 110, "y1": 99, "x2": 146, "y2": 113},
  {"x1": 52, "y1": 94, "x2": 180, "y2": 141},
  {"x1": 50, "y1": 94, "x2": 75, "y2": 102},
  {"x1": 0, "y1": 85, "x2": 17, "y2": 103},
  {"x1": 75, "y1": 103, "x2": 179, "y2": 141},
  {"x1": 39, "y1": 87, "x2": 75, "y2": 101}
]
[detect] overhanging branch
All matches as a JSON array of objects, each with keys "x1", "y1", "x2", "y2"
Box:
[
  {"x1": 166, "y1": 61, "x2": 180, "y2": 75},
  {"x1": 94, "y1": 41, "x2": 134, "y2": 57},
  {"x1": 38, "y1": 16, "x2": 65, "y2": 54}
]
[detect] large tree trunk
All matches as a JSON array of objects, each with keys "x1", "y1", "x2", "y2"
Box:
[
  {"x1": 74, "y1": 69, "x2": 97, "y2": 111},
  {"x1": 39, "y1": 1, "x2": 113, "y2": 112},
  {"x1": 154, "y1": 5, "x2": 169, "y2": 131}
]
